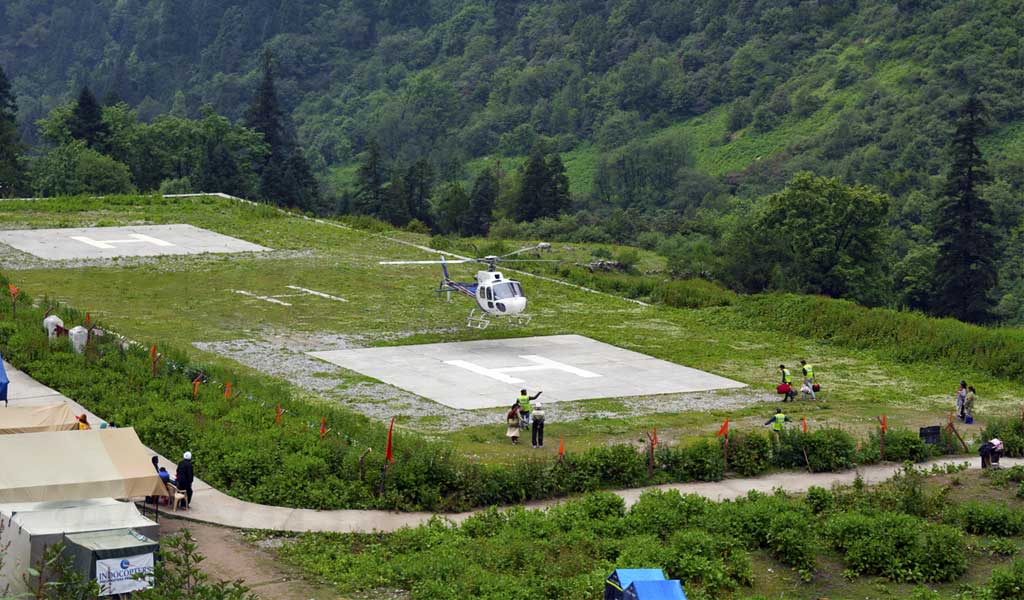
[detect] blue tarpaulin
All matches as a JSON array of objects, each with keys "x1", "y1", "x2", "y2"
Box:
[
  {"x1": 0, "y1": 354, "x2": 8, "y2": 406},
  {"x1": 623, "y1": 580, "x2": 687, "y2": 600},
  {"x1": 604, "y1": 569, "x2": 666, "y2": 600}
]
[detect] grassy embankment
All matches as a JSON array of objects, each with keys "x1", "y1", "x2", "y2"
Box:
[{"x1": 0, "y1": 194, "x2": 1019, "y2": 465}]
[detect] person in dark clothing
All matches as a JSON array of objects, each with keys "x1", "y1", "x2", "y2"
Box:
[
  {"x1": 531, "y1": 402, "x2": 546, "y2": 448},
  {"x1": 147, "y1": 455, "x2": 161, "y2": 504},
  {"x1": 152, "y1": 455, "x2": 160, "y2": 472},
  {"x1": 176, "y1": 451, "x2": 195, "y2": 507},
  {"x1": 158, "y1": 467, "x2": 175, "y2": 486}
]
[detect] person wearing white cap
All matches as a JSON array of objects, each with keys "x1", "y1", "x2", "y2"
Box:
[
  {"x1": 531, "y1": 402, "x2": 546, "y2": 448},
  {"x1": 176, "y1": 451, "x2": 195, "y2": 507}
]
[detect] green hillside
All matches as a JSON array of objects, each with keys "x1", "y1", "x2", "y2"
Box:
[{"x1": 2, "y1": 0, "x2": 1021, "y2": 198}]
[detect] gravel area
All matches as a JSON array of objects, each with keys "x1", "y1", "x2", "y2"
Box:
[
  {"x1": 194, "y1": 330, "x2": 763, "y2": 432},
  {"x1": 0, "y1": 242, "x2": 315, "y2": 271}
]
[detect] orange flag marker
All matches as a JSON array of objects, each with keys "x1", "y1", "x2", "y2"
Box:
[{"x1": 224, "y1": 381, "x2": 232, "y2": 399}]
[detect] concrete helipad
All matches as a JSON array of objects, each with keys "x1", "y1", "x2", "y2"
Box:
[
  {"x1": 0, "y1": 224, "x2": 269, "y2": 259},
  {"x1": 309, "y1": 334, "x2": 745, "y2": 409}
]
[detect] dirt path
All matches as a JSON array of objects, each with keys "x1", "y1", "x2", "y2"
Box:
[{"x1": 159, "y1": 517, "x2": 340, "y2": 600}]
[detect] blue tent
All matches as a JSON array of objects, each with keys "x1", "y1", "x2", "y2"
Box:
[
  {"x1": 604, "y1": 569, "x2": 666, "y2": 600},
  {"x1": 623, "y1": 580, "x2": 687, "y2": 600},
  {"x1": 0, "y1": 354, "x2": 8, "y2": 407}
]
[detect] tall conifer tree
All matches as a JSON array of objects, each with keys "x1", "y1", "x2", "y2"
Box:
[
  {"x1": 245, "y1": 50, "x2": 320, "y2": 209},
  {"x1": 462, "y1": 167, "x2": 498, "y2": 236},
  {"x1": 68, "y1": 86, "x2": 109, "y2": 152},
  {"x1": 933, "y1": 95, "x2": 996, "y2": 323},
  {"x1": 0, "y1": 65, "x2": 27, "y2": 197}
]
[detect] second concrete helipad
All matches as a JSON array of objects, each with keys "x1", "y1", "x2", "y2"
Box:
[
  {"x1": 309, "y1": 334, "x2": 746, "y2": 409},
  {"x1": 0, "y1": 224, "x2": 269, "y2": 259}
]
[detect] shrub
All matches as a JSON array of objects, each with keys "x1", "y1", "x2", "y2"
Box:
[
  {"x1": 823, "y1": 512, "x2": 966, "y2": 582},
  {"x1": 954, "y1": 502, "x2": 1024, "y2": 536},
  {"x1": 988, "y1": 559, "x2": 1024, "y2": 600},
  {"x1": 776, "y1": 429, "x2": 856, "y2": 472},
  {"x1": 727, "y1": 431, "x2": 772, "y2": 477},
  {"x1": 981, "y1": 418, "x2": 1024, "y2": 457},
  {"x1": 804, "y1": 486, "x2": 834, "y2": 514},
  {"x1": 626, "y1": 491, "x2": 713, "y2": 539},
  {"x1": 666, "y1": 529, "x2": 753, "y2": 598}
]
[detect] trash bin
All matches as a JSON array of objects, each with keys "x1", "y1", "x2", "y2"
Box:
[{"x1": 919, "y1": 426, "x2": 941, "y2": 445}]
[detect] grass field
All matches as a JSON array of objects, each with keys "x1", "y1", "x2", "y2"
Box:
[{"x1": 0, "y1": 195, "x2": 1016, "y2": 464}]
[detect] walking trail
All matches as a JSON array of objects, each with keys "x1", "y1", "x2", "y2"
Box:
[{"x1": 8, "y1": 362, "x2": 1013, "y2": 534}]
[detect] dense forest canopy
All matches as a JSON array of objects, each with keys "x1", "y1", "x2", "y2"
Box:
[{"x1": 1, "y1": 0, "x2": 1023, "y2": 321}]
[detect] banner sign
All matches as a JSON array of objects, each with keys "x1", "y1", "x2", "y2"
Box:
[{"x1": 96, "y1": 553, "x2": 154, "y2": 596}]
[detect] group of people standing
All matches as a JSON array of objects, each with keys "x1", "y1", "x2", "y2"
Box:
[
  {"x1": 955, "y1": 380, "x2": 977, "y2": 423},
  {"x1": 506, "y1": 389, "x2": 546, "y2": 448},
  {"x1": 779, "y1": 360, "x2": 818, "y2": 402}
]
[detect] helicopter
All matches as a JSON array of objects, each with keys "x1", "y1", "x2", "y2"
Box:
[{"x1": 380, "y1": 243, "x2": 554, "y2": 329}]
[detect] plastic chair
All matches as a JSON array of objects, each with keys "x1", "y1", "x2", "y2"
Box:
[{"x1": 166, "y1": 483, "x2": 188, "y2": 511}]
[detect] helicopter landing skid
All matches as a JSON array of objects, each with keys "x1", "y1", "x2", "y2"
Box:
[
  {"x1": 467, "y1": 309, "x2": 491, "y2": 329},
  {"x1": 466, "y1": 310, "x2": 532, "y2": 329},
  {"x1": 506, "y1": 313, "x2": 532, "y2": 327}
]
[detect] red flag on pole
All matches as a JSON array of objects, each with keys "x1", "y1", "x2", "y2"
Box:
[
  {"x1": 558, "y1": 436, "x2": 565, "y2": 457},
  {"x1": 385, "y1": 416, "x2": 395, "y2": 463},
  {"x1": 150, "y1": 344, "x2": 156, "y2": 361},
  {"x1": 881, "y1": 415, "x2": 888, "y2": 433},
  {"x1": 192, "y1": 379, "x2": 201, "y2": 398},
  {"x1": 276, "y1": 404, "x2": 282, "y2": 425},
  {"x1": 652, "y1": 427, "x2": 658, "y2": 448},
  {"x1": 320, "y1": 416, "x2": 327, "y2": 439},
  {"x1": 801, "y1": 416, "x2": 807, "y2": 433},
  {"x1": 717, "y1": 418, "x2": 729, "y2": 437},
  {"x1": 85, "y1": 312, "x2": 90, "y2": 326},
  {"x1": 8, "y1": 284, "x2": 18, "y2": 298},
  {"x1": 224, "y1": 381, "x2": 232, "y2": 399}
]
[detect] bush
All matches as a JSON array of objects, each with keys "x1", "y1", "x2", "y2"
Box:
[
  {"x1": 987, "y1": 559, "x2": 1024, "y2": 599},
  {"x1": 727, "y1": 431, "x2": 771, "y2": 477},
  {"x1": 981, "y1": 418, "x2": 1024, "y2": 457},
  {"x1": 954, "y1": 502, "x2": 1024, "y2": 537},
  {"x1": 775, "y1": 429, "x2": 856, "y2": 472},
  {"x1": 859, "y1": 429, "x2": 932, "y2": 463},
  {"x1": 823, "y1": 512, "x2": 967, "y2": 582}
]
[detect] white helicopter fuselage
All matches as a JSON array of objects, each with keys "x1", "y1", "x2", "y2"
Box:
[{"x1": 473, "y1": 270, "x2": 527, "y2": 316}]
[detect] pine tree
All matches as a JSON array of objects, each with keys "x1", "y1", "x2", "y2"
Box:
[
  {"x1": 0, "y1": 65, "x2": 27, "y2": 197},
  {"x1": 244, "y1": 50, "x2": 320, "y2": 209},
  {"x1": 462, "y1": 168, "x2": 498, "y2": 236},
  {"x1": 545, "y1": 153, "x2": 571, "y2": 217},
  {"x1": 354, "y1": 141, "x2": 385, "y2": 216},
  {"x1": 403, "y1": 158, "x2": 434, "y2": 226},
  {"x1": 515, "y1": 148, "x2": 550, "y2": 222},
  {"x1": 68, "y1": 86, "x2": 110, "y2": 152},
  {"x1": 933, "y1": 95, "x2": 996, "y2": 323},
  {"x1": 381, "y1": 170, "x2": 411, "y2": 226}
]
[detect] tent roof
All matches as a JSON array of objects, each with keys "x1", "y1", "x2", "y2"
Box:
[
  {"x1": 0, "y1": 403, "x2": 79, "y2": 434},
  {"x1": 0, "y1": 428, "x2": 167, "y2": 503},
  {"x1": 625, "y1": 580, "x2": 687, "y2": 600},
  {"x1": 1, "y1": 499, "x2": 154, "y2": 536},
  {"x1": 610, "y1": 569, "x2": 666, "y2": 589}
]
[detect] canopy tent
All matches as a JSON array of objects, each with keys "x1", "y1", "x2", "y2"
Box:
[
  {"x1": 0, "y1": 428, "x2": 167, "y2": 503},
  {"x1": 623, "y1": 580, "x2": 687, "y2": 600},
  {"x1": 0, "y1": 499, "x2": 158, "y2": 596},
  {"x1": 605, "y1": 569, "x2": 667, "y2": 600},
  {"x1": 0, "y1": 356, "x2": 8, "y2": 406},
  {"x1": 0, "y1": 402, "x2": 79, "y2": 434}
]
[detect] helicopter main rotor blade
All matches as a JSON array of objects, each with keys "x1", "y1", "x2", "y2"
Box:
[
  {"x1": 379, "y1": 259, "x2": 474, "y2": 265},
  {"x1": 489, "y1": 259, "x2": 561, "y2": 263},
  {"x1": 495, "y1": 242, "x2": 551, "y2": 260}
]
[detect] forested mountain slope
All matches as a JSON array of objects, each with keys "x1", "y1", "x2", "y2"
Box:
[{"x1": 2, "y1": 0, "x2": 1021, "y2": 198}]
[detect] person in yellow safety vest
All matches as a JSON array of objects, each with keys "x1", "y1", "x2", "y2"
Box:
[
  {"x1": 517, "y1": 389, "x2": 542, "y2": 431},
  {"x1": 779, "y1": 364, "x2": 796, "y2": 402},
  {"x1": 800, "y1": 359, "x2": 817, "y2": 401},
  {"x1": 764, "y1": 408, "x2": 791, "y2": 443}
]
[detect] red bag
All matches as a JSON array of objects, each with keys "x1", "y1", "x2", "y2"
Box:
[
  {"x1": 812, "y1": 383, "x2": 821, "y2": 392},
  {"x1": 777, "y1": 384, "x2": 792, "y2": 394}
]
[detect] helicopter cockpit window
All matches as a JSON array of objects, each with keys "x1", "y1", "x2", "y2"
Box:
[
  {"x1": 492, "y1": 282, "x2": 518, "y2": 300},
  {"x1": 485, "y1": 287, "x2": 493, "y2": 300}
]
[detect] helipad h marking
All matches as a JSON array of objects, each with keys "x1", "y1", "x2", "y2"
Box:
[
  {"x1": 444, "y1": 355, "x2": 602, "y2": 384},
  {"x1": 70, "y1": 234, "x2": 175, "y2": 249},
  {"x1": 285, "y1": 286, "x2": 347, "y2": 302}
]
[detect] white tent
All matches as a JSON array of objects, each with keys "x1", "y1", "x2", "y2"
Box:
[
  {"x1": 0, "y1": 403, "x2": 79, "y2": 434},
  {"x1": 0, "y1": 428, "x2": 167, "y2": 503},
  {"x1": 0, "y1": 498, "x2": 158, "y2": 596}
]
